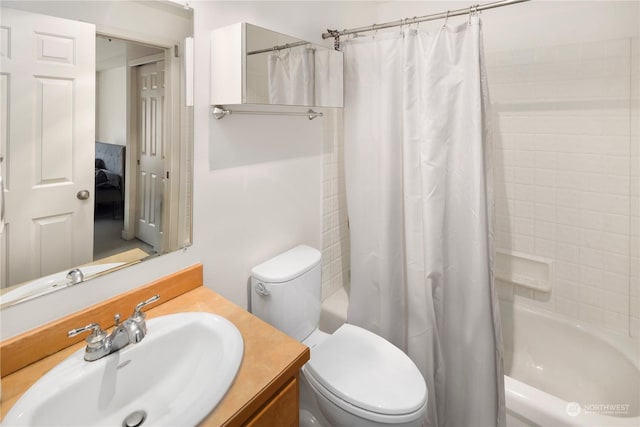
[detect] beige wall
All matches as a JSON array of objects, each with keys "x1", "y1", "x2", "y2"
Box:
[{"x1": 96, "y1": 66, "x2": 127, "y2": 146}]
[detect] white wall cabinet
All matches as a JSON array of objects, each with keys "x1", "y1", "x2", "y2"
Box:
[{"x1": 210, "y1": 22, "x2": 343, "y2": 108}]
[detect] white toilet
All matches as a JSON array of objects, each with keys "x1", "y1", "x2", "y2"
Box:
[{"x1": 250, "y1": 245, "x2": 427, "y2": 427}]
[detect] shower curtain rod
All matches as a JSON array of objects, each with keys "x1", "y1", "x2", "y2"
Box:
[
  {"x1": 247, "y1": 40, "x2": 311, "y2": 56},
  {"x1": 322, "y1": 0, "x2": 531, "y2": 41}
]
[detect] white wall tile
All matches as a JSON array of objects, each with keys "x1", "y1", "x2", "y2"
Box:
[
  {"x1": 579, "y1": 304, "x2": 604, "y2": 325},
  {"x1": 534, "y1": 169, "x2": 555, "y2": 187},
  {"x1": 603, "y1": 290, "x2": 628, "y2": 314},
  {"x1": 514, "y1": 200, "x2": 534, "y2": 218},
  {"x1": 514, "y1": 167, "x2": 535, "y2": 185},
  {"x1": 514, "y1": 184, "x2": 535, "y2": 202},
  {"x1": 603, "y1": 271, "x2": 630, "y2": 295},
  {"x1": 557, "y1": 243, "x2": 581, "y2": 264},
  {"x1": 602, "y1": 213, "x2": 630, "y2": 235},
  {"x1": 489, "y1": 38, "x2": 633, "y2": 335},
  {"x1": 631, "y1": 296, "x2": 639, "y2": 318},
  {"x1": 534, "y1": 221, "x2": 556, "y2": 240},
  {"x1": 513, "y1": 235, "x2": 535, "y2": 253},
  {"x1": 601, "y1": 252, "x2": 630, "y2": 275},
  {"x1": 580, "y1": 267, "x2": 605, "y2": 290},
  {"x1": 534, "y1": 238, "x2": 556, "y2": 258},
  {"x1": 556, "y1": 279, "x2": 580, "y2": 300},
  {"x1": 514, "y1": 217, "x2": 535, "y2": 236},
  {"x1": 601, "y1": 310, "x2": 627, "y2": 332},
  {"x1": 602, "y1": 155, "x2": 630, "y2": 177},
  {"x1": 534, "y1": 202, "x2": 556, "y2": 220},
  {"x1": 556, "y1": 296, "x2": 579, "y2": 318},
  {"x1": 321, "y1": 110, "x2": 350, "y2": 301}
]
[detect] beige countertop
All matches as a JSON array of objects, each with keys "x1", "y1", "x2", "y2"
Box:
[{"x1": 0, "y1": 284, "x2": 310, "y2": 426}]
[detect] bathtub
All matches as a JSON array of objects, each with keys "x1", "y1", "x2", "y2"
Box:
[{"x1": 501, "y1": 303, "x2": 640, "y2": 426}]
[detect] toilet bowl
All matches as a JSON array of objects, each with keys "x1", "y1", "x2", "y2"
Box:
[{"x1": 250, "y1": 245, "x2": 427, "y2": 427}]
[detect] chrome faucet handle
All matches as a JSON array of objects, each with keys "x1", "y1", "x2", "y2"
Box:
[
  {"x1": 67, "y1": 322, "x2": 108, "y2": 350},
  {"x1": 133, "y1": 294, "x2": 160, "y2": 316},
  {"x1": 127, "y1": 294, "x2": 159, "y2": 339},
  {"x1": 68, "y1": 322, "x2": 103, "y2": 337}
]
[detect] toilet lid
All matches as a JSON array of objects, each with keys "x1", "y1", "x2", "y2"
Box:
[{"x1": 304, "y1": 324, "x2": 427, "y2": 416}]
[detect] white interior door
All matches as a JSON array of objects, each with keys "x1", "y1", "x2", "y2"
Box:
[
  {"x1": 0, "y1": 7, "x2": 95, "y2": 288},
  {"x1": 135, "y1": 61, "x2": 165, "y2": 251}
]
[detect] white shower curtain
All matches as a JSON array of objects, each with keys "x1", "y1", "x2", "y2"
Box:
[
  {"x1": 268, "y1": 46, "x2": 314, "y2": 105},
  {"x1": 344, "y1": 17, "x2": 504, "y2": 427}
]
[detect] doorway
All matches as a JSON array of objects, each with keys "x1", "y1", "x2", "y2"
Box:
[{"x1": 94, "y1": 36, "x2": 165, "y2": 260}]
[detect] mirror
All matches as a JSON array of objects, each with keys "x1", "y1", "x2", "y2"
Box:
[
  {"x1": 0, "y1": 1, "x2": 194, "y2": 307},
  {"x1": 211, "y1": 23, "x2": 343, "y2": 108}
]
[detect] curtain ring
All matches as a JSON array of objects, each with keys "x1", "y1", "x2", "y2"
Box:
[
  {"x1": 468, "y1": 6, "x2": 473, "y2": 25},
  {"x1": 442, "y1": 10, "x2": 450, "y2": 28}
]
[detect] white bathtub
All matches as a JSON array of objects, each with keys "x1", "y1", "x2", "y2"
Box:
[{"x1": 501, "y1": 303, "x2": 640, "y2": 426}]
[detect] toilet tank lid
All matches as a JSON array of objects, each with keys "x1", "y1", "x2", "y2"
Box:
[{"x1": 251, "y1": 245, "x2": 321, "y2": 283}]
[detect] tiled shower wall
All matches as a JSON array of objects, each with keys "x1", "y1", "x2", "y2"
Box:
[
  {"x1": 321, "y1": 110, "x2": 350, "y2": 300},
  {"x1": 487, "y1": 38, "x2": 639, "y2": 335}
]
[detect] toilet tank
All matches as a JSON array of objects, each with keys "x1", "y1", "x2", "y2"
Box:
[{"x1": 250, "y1": 245, "x2": 321, "y2": 341}]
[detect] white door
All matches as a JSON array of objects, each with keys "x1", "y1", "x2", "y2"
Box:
[
  {"x1": 136, "y1": 61, "x2": 165, "y2": 251},
  {"x1": 0, "y1": 8, "x2": 95, "y2": 288}
]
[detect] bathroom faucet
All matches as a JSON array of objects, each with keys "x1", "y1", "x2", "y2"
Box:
[
  {"x1": 66, "y1": 268, "x2": 84, "y2": 285},
  {"x1": 67, "y1": 295, "x2": 160, "y2": 361}
]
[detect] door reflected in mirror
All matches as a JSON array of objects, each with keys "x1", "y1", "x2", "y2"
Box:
[{"x1": 0, "y1": 2, "x2": 193, "y2": 308}]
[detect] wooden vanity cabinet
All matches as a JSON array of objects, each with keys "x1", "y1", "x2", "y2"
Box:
[{"x1": 244, "y1": 376, "x2": 299, "y2": 427}]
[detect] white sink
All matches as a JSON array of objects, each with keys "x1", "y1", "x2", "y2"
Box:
[{"x1": 3, "y1": 312, "x2": 244, "y2": 426}]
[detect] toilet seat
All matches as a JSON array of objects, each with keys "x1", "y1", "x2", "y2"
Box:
[{"x1": 303, "y1": 324, "x2": 427, "y2": 423}]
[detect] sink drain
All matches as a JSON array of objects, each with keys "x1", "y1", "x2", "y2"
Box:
[{"x1": 122, "y1": 410, "x2": 147, "y2": 427}]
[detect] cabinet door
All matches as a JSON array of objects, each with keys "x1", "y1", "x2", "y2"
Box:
[{"x1": 245, "y1": 377, "x2": 298, "y2": 427}]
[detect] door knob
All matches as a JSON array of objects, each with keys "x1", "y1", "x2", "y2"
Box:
[{"x1": 76, "y1": 190, "x2": 90, "y2": 200}]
